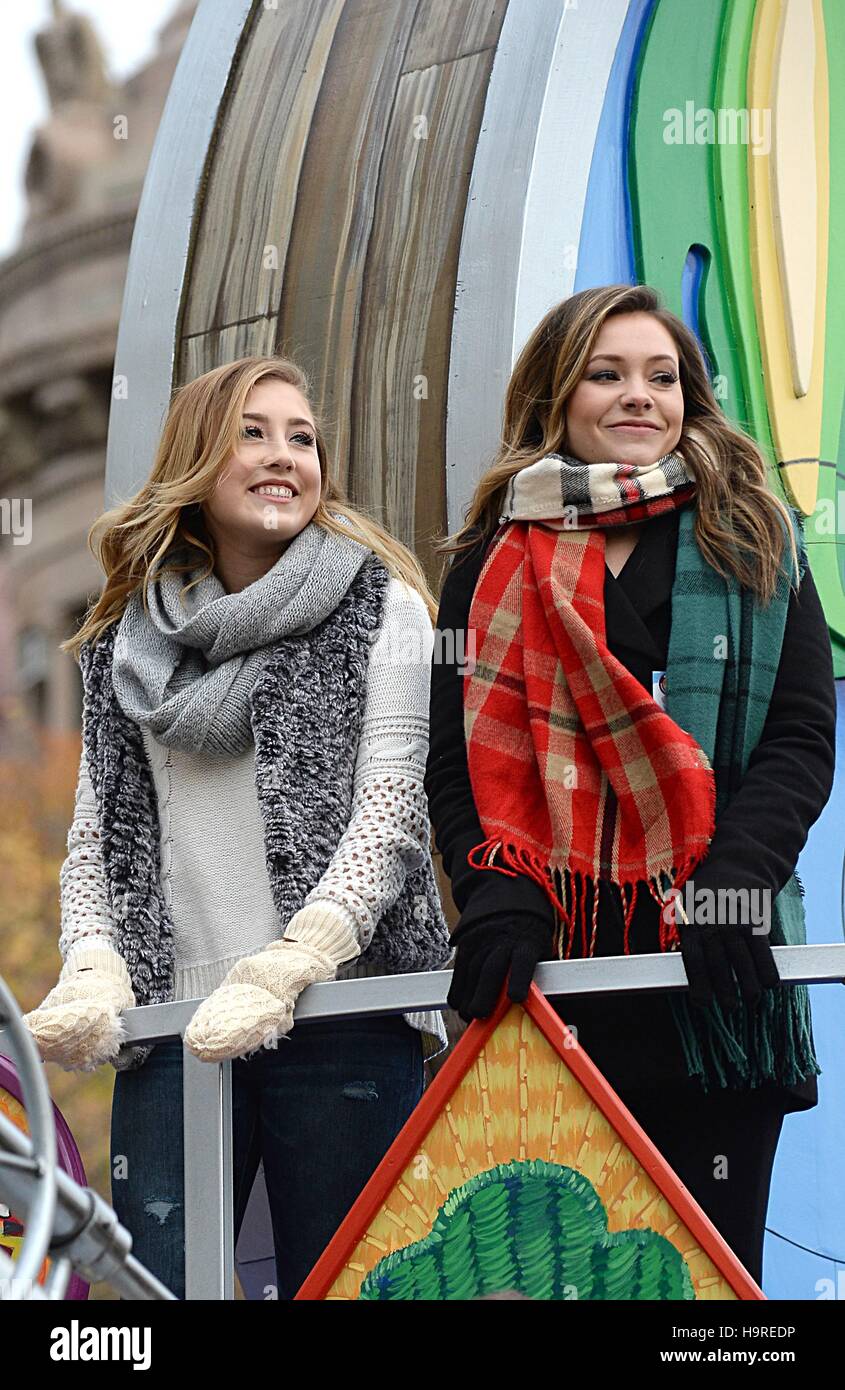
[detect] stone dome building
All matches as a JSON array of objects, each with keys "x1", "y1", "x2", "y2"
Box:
[{"x1": 0, "y1": 0, "x2": 197, "y2": 736}]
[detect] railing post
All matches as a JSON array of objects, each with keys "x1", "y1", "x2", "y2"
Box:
[{"x1": 182, "y1": 1048, "x2": 234, "y2": 1300}]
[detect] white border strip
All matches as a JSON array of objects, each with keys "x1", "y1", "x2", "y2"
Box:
[
  {"x1": 445, "y1": 0, "x2": 629, "y2": 533},
  {"x1": 514, "y1": 0, "x2": 630, "y2": 354}
]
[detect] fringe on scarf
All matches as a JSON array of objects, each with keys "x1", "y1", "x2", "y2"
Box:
[
  {"x1": 467, "y1": 837, "x2": 820, "y2": 1092},
  {"x1": 466, "y1": 838, "x2": 690, "y2": 958},
  {"x1": 669, "y1": 985, "x2": 821, "y2": 1093}
]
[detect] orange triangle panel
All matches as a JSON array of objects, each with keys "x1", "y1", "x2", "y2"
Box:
[{"x1": 296, "y1": 984, "x2": 765, "y2": 1301}]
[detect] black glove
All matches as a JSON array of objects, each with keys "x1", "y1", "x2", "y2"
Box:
[
  {"x1": 447, "y1": 913, "x2": 556, "y2": 1022},
  {"x1": 676, "y1": 920, "x2": 781, "y2": 1014}
]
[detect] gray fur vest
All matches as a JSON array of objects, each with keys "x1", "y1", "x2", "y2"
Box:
[{"x1": 77, "y1": 554, "x2": 450, "y2": 1071}]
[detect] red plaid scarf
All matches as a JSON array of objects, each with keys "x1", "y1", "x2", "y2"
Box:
[{"x1": 464, "y1": 452, "x2": 716, "y2": 959}]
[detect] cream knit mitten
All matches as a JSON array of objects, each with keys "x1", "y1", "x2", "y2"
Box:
[
  {"x1": 22, "y1": 942, "x2": 136, "y2": 1073},
  {"x1": 183, "y1": 904, "x2": 361, "y2": 1063}
]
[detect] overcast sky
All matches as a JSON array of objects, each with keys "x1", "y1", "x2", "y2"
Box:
[{"x1": 0, "y1": 0, "x2": 179, "y2": 258}]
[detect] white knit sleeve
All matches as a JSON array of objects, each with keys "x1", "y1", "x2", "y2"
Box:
[
  {"x1": 58, "y1": 748, "x2": 120, "y2": 965},
  {"x1": 298, "y1": 577, "x2": 434, "y2": 949}
]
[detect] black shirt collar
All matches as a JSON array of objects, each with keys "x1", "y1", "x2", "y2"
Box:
[{"x1": 602, "y1": 507, "x2": 684, "y2": 667}]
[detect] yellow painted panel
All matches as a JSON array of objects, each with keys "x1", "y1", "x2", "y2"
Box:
[
  {"x1": 748, "y1": 0, "x2": 828, "y2": 513},
  {"x1": 772, "y1": 0, "x2": 817, "y2": 397},
  {"x1": 324, "y1": 1006, "x2": 737, "y2": 1300}
]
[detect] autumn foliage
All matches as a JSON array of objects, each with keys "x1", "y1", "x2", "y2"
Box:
[{"x1": 0, "y1": 695, "x2": 116, "y2": 1297}]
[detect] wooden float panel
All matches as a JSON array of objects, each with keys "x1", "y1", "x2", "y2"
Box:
[
  {"x1": 345, "y1": 52, "x2": 497, "y2": 569},
  {"x1": 443, "y1": 0, "x2": 576, "y2": 537},
  {"x1": 273, "y1": 0, "x2": 423, "y2": 496},
  {"x1": 104, "y1": 0, "x2": 255, "y2": 506},
  {"x1": 179, "y1": 0, "x2": 347, "y2": 341},
  {"x1": 176, "y1": 0, "x2": 508, "y2": 583},
  {"x1": 401, "y1": 0, "x2": 507, "y2": 70}
]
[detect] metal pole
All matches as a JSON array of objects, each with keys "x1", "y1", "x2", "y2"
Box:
[
  {"x1": 182, "y1": 1046, "x2": 234, "y2": 1300},
  {"x1": 119, "y1": 944, "x2": 845, "y2": 1044},
  {"x1": 0, "y1": 1108, "x2": 175, "y2": 1299}
]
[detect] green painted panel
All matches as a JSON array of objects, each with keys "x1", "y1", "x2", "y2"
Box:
[
  {"x1": 712, "y1": 0, "x2": 774, "y2": 462},
  {"x1": 629, "y1": 0, "x2": 748, "y2": 426},
  {"x1": 631, "y1": 0, "x2": 844, "y2": 669}
]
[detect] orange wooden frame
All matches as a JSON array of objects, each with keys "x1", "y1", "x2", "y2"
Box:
[{"x1": 295, "y1": 982, "x2": 766, "y2": 1300}]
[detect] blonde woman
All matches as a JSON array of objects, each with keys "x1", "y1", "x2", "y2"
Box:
[
  {"x1": 425, "y1": 284, "x2": 836, "y2": 1287},
  {"x1": 24, "y1": 356, "x2": 450, "y2": 1299}
]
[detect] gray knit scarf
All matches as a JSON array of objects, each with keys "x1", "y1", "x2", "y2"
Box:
[
  {"x1": 111, "y1": 514, "x2": 369, "y2": 754},
  {"x1": 79, "y1": 539, "x2": 451, "y2": 1072}
]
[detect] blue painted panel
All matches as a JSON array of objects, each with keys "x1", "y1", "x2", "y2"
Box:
[
  {"x1": 764, "y1": 680, "x2": 845, "y2": 1294},
  {"x1": 681, "y1": 243, "x2": 716, "y2": 377},
  {"x1": 763, "y1": 1230, "x2": 837, "y2": 1301},
  {"x1": 574, "y1": 0, "x2": 656, "y2": 290}
]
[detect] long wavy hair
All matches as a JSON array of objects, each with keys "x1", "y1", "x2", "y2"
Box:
[
  {"x1": 63, "y1": 355, "x2": 438, "y2": 657},
  {"x1": 436, "y1": 283, "x2": 799, "y2": 603}
]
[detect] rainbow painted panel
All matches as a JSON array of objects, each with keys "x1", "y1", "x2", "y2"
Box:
[{"x1": 576, "y1": 0, "x2": 845, "y2": 671}]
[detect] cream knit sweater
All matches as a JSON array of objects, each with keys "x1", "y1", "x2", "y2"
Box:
[{"x1": 60, "y1": 577, "x2": 448, "y2": 1059}]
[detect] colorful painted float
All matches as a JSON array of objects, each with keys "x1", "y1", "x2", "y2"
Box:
[{"x1": 105, "y1": 0, "x2": 844, "y2": 1299}]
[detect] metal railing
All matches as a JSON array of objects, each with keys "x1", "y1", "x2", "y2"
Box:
[
  {"x1": 124, "y1": 943, "x2": 845, "y2": 1299},
  {"x1": 2, "y1": 943, "x2": 844, "y2": 1299}
]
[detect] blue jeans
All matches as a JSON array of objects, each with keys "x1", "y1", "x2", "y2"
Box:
[{"x1": 110, "y1": 1014, "x2": 424, "y2": 1300}]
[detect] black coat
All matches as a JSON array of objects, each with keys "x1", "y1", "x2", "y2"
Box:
[{"x1": 424, "y1": 505, "x2": 837, "y2": 1112}]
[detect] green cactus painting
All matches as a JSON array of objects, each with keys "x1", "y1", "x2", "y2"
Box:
[{"x1": 358, "y1": 1158, "x2": 695, "y2": 1301}]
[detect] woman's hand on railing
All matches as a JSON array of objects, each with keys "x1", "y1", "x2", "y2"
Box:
[
  {"x1": 183, "y1": 907, "x2": 359, "y2": 1063},
  {"x1": 675, "y1": 919, "x2": 781, "y2": 1014},
  {"x1": 21, "y1": 943, "x2": 136, "y2": 1072},
  {"x1": 447, "y1": 912, "x2": 556, "y2": 1023}
]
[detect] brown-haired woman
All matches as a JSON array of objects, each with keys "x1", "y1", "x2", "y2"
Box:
[{"x1": 425, "y1": 284, "x2": 836, "y2": 1288}]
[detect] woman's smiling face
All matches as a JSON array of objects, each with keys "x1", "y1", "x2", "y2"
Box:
[
  {"x1": 201, "y1": 378, "x2": 323, "y2": 584},
  {"x1": 563, "y1": 312, "x2": 685, "y2": 466}
]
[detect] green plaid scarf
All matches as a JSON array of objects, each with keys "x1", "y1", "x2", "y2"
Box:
[{"x1": 662, "y1": 501, "x2": 819, "y2": 1091}]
